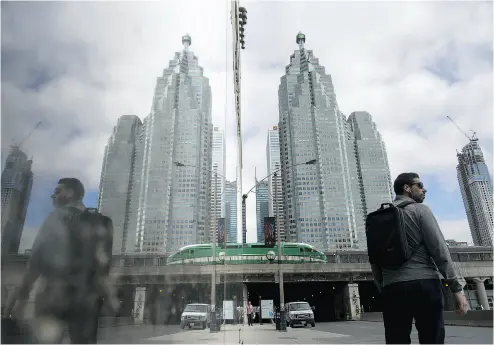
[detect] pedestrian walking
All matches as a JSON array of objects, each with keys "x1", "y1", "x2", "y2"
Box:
[
  {"x1": 4, "y1": 178, "x2": 118, "y2": 344},
  {"x1": 366, "y1": 172, "x2": 468, "y2": 344},
  {"x1": 247, "y1": 301, "x2": 254, "y2": 326}
]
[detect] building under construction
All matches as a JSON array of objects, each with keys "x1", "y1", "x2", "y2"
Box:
[
  {"x1": 1, "y1": 145, "x2": 33, "y2": 255},
  {"x1": 456, "y1": 139, "x2": 493, "y2": 247},
  {"x1": 1, "y1": 122, "x2": 39, "y2": 255},
  {"x1": 448, "y1": 117, "x2": 494, "y2": 247}
]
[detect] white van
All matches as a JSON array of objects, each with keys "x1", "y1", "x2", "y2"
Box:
[
  {"x1": 180, "y1": 303, "x2": 210, "y2": 329},
  {"x1": 285, "y1": 301, "x2": 315, "y2": 327}
]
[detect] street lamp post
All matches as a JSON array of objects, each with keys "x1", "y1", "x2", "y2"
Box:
[
  {"x1": 273, "y1": 171, "x2": 286, "y2": 331},
  {"x1": 241, "y1": 159, "x2": 317, "y2": 332},
  {"x1": 242, "y1": 194, "x2": 247, "y2": 243},
  {"x1": 221, "y1": 250, "x2": 227, "y2": 326},
  {"x1": 211, "y1": 171, "x2": 219, "y2": 332}
]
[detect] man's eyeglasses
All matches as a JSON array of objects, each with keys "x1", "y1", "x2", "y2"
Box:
[{"x1": 412, "y1": 182, "x2": 425, "y2": 189}]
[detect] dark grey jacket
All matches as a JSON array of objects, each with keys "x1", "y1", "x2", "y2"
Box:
[{"x1": 371, "y1": 195, "x2": 463, "y2": 294}]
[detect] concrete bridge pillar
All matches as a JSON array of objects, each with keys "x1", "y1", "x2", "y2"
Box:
[
  {"x1": 473, "y1": 278, "x2": 490, "y2": 310},
  {"x1": 133, "y1": 286, "x2": 146, "y2": 323},
  {"x1": 343, "y1": 283, "x2": 361, "y2": 321}
]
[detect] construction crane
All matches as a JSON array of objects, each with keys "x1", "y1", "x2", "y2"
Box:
[
  {"x1": 12, "y1": 121, "x2": 42, "y2": 149},
  {"x1": 446, "y1": 116, "x2": 478, "y2": 142}
]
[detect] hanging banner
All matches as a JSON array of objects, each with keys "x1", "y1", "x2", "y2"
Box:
[
  {"x1": 263, "y1": 217, "x2": 276, "y2": 247},
  {"x1": 218, "y1": 218, "x2": 226, "y2": 247}
]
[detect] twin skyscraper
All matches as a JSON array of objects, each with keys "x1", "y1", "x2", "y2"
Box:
[{"x1": 96, "y1": 33, "x2": 493, "y2": 257}]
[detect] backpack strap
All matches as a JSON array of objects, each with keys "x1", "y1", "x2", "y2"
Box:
[{"x1": 396, "y1": 199, "x2": 423, "y2": 262}]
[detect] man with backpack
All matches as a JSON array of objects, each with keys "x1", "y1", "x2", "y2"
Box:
[
  {"x1": 4, "y1": 178, "x2": 117, "y2": 343},
  {"x1": 366, "y1": 172, "x2": 468, "y2": 344}
]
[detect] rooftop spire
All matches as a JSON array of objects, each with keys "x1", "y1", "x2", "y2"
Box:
[
  {"x1": 182, "y1": 34, "x2": 191, "y2": 51},
  {"x1": 296, "y1": 31, "x2": 306, "y2": 50}
]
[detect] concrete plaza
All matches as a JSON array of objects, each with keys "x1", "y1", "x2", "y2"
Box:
[{"x1": 96, "y1": 321, "x2": 493, "y2": 344}]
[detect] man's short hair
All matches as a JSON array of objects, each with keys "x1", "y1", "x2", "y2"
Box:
[
  {"x1": 393, "y1": 173, "x2": 420, "y2": 195},
  {"x1": 58, "y1": 178, "x2": 85, "y2": 200}
]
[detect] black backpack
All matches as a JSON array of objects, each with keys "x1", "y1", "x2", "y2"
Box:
[{"x1": 365, "y1": 200, "x2": 418, "y2": 267}]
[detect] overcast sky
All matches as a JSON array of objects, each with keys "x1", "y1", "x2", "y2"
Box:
[{"x1": 1, "y1": 0, "x2": 492, "y2": 251}]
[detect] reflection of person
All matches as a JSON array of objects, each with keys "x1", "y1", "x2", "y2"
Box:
[{"x1": 4, "y1": 178, "x2": 117, "y2": 344}]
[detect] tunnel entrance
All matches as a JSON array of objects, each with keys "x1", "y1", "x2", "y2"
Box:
[
  {"x1": 246, "y1": 281, "x2": 346, "y2": 322},
  {"x1": 358, "y1": 281, "x2": 383, "y2": 313},
  {"x1": 136, "y1": 280, "x2": 383, "y2": 325}
]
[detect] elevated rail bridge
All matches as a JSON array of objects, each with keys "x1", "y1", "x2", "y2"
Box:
[{"x1": 2, "y1": 246, "x2": 492, "y2": 323}]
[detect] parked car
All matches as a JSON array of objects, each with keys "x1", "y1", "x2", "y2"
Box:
[
  {"x1": 285, "y1": 301, "x2": 315, "y2": 327},
  {"x1": 180, "y1": 303, "x2": 210, "y2": 329}
]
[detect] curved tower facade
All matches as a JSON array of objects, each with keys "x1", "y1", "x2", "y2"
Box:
[{"x1": 98, "y1": 115, "x2": 142, "y2": 254}]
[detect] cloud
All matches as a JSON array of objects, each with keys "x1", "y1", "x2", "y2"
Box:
[
  {"x1": 2, "y1": 1, "x2": 492, "y2": 245},
  {"x1": 438, "y1": 219, "x2": 474, "y2": 244}
]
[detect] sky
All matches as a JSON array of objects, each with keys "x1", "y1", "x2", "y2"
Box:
[{"x1": 1, "y1": 0, "x2": 492, "y2": 252}]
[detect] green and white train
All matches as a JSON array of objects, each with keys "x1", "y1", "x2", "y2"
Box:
[{"x1": 166, "y1": 243, "x2": 328, "y2": 265}]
